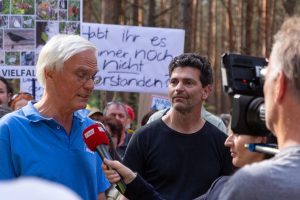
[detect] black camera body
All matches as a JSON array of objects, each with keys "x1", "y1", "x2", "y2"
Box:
[{"x1": 221, "y1": 53, "x2": 270, "y2": 135}]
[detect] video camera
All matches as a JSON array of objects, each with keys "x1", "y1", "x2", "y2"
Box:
[{"x1": 221, "y1": 53, "x2": 270, "y2": 135}]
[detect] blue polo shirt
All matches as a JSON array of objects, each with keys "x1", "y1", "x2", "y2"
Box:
[{"x1": 0, "y1": 102, "x2": 110, "y2": 200}]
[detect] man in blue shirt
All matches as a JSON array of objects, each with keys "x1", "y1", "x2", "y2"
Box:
[{"x1": 0, "y1": 34, "x2": 110, "y2": 200}]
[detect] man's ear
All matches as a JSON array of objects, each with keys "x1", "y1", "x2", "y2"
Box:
[
  {"x1": 44, "y1": 68, "x2": 54, "y2": 81},
  {"x1": 275, "y1": 71, "x2": 287, "y2": 103},
  {"x1": 202, "y1": 85, "x2": 212, "y2": 100}
]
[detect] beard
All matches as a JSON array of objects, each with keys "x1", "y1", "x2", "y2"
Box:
[{"x1": 173, "y1": 102, "x2": 193, "y2": 115}]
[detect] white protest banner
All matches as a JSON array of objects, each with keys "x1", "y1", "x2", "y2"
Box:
[
  {"x1": 0, "y1": 66, "x2": 43, "y2": 100},
  {"x1": 20, "y1": 78, "x2": 43, "y2": 101},
  {"x1": 81, "y1": 23, "x2": 185, "y2": 94},
  {"x1": 0, "y1": 66, "x2": 36, "y2": 78}
]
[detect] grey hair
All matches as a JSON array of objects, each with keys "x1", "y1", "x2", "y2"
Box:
[
  {"x1": 270, "y1": 17, "x2": 300, "y2": 95},
  {"x1": 103, "y1": 101, "x2": 129, "y2": 117},
  {"x1": 36, "y1": 34, "x2": 97, "y2": 88}
]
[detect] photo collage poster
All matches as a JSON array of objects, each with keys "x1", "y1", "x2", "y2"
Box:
[{"x1": 0, "y1": 0, "x2": 81, "y2": 99}]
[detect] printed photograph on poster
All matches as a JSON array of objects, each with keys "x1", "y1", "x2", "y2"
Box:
[
  {"x1": 4, "y1": 29, "x2": 35, "y2": 50},
  {"x1": 36, "y1": 21, "x2": 59, "y2": 51},
  {"x1": 11, "y1": 0, "x2": 35, "y2": 15},
  {"x1": 59, "y1": 21, "x2": 80, "y2": 34},
  {"x1": 5, "y1": 51, "x2": 20, "y2": 66},
  {"x1": 36, "y1": 0, "x2": 58, "y2": 20},
  {"x1": 68, "y1": 1, "x2": 80, "y2": 21},
  {"x1": 59, "y1": 10, "x2": 67, "y2": 20},
  {"x1": 59, "y1": 0, "x2": 68, "y2": 9},
  {"x1": 10, "y1": 16, "x2": 22, "y2": 28},
  {"x1": 0, "y1": 51, "x2": 5, "y2": 65},
  {"x1": 21, "y1": 51, "x2": 35, "y2": 66},
  {"x1": 0, "y1": 0, "x2": 10, "y2": 14},
  {"x1": 0, "y1": 31, "x2": 3, "y2": 49},
  {"x1": 23, "y1": 16, "x2": 35, "y2": 28},
  {"x1": 58, "y1": 0, "x2": 68, "y2": 20},
  {"x1": 0, "y1": 16, "x2": 8, "y2": 28}
]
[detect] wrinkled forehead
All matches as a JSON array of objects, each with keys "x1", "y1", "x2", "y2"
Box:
[
  {"x1": 107, "y1": 104, "x2": 127, "y2": 114},
  {"x1": 63, "y1": 50, "x2": 98, "y2": 70}
]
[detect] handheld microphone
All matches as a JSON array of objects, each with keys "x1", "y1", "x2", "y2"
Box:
[
  {"x1": 245, "y1": 143, "x2": 279, "y2": 155},
  {"x1": 94, "y1": 121, "x2": 122, "y2": 162},
  {"x1": 83, "y1": 123, "x2": 126, "y2": 194}
]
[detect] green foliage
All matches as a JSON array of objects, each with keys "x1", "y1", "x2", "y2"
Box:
[
  {"x1": 89, "y1": 90, "x2": 102, "y2": 109},
  {"x1": 1, "y1": 0, "x2": 10, "y2": 14}
]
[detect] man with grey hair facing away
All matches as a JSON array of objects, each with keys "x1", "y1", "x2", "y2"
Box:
[
  {"x1": 219, "y1": 17, "x2": 300, "y2": 200},
  {"x1": 0, "y1": 34, "x2": 110, "y2": 200}
]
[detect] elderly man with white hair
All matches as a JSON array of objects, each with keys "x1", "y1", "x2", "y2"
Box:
[{"x1": 0, "y1": 34, "x2": 110, "y2": 200}]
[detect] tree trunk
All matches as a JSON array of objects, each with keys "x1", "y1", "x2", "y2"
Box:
[
  {"x1": 83, "y1": 0, "x2": 91, "y2": 22},
  {"x1": 199, "y1": 0, "x2": 204, "y2": 53},
  {"x1": 206, "y1": 0, "x2": 217, "y2": 112},
  {"x1": 236, "y1": 0, "x2": 243, "y2": 52},
  {"x1": 101, "y1": 0, "x2": 119, "y2": 24},
  {"x1": 225, "y1": 0, "x2": 234, "y2": 51},
  {"x1": 132, "y1": 0, "x2": 139, "y2": 25},
  {"x1": 191, "y1": 0, "x2": 198, "y2": 52},
  {"x1": 244, "y1": 1, "x2": 253, "y2": 55},
  {"x1": 181, "y1": 0, "x2": 193, "y2": 52}
]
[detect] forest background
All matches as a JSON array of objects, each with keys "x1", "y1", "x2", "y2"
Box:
[{"x1": 83, "y1": 0, "x2": 300, "y2": 128}]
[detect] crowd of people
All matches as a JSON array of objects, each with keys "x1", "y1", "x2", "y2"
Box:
[{"x1": 1, "y1": 16, "x2": 300, "y2": 200}]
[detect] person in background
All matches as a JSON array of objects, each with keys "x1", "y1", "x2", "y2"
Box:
[
  {"x1": 121, "y1": 53, "x2": 233, "y2": 200},
  {"x1": 88, "y1": 107, "x2": 104, "y2": 122},
  {"x1": 141, "y1": 109, "x2": 157, "y2": 126},
  {"x1": 9, "y1": 92, "x2": 34, "y2": 110},
  {"x1": 219, "y1": 113, "x2": 231, "y2": 130},
  {"x1": 0, "y1": 76, "x2": 13, "y2": 107},
  {"x1": 0, "y1": 34, "x2": 110, "y2": 200},
  {"x1": 103, "y1": 101, "x2": 132, "y2": 158},
  {"x1": 124, "y1": 104, "x2": 135, "y2": 134},
  {"x1": 101, "y1": 122, "x2": 277, "y2": 200},
  {"x1": 102, "y1": 116, "x2": 123, "y2": 160},
  {"x1": 219, "y1": 17, "x2": 300, "y2": 200},
  {"x1": 0, "y1": 76, "x2": 13, "y2": 118},
  {"x1": 195, "y1": 129, "x2": 276, "y2": 200}
]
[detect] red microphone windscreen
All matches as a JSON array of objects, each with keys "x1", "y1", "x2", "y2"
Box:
[{"x1": 83, "y1": 124, "x2": 109, "y2": 151}]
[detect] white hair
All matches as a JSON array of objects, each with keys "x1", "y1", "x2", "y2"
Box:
[{"x1": 36, "y1": 34, "x2": 97, "y2": 88}]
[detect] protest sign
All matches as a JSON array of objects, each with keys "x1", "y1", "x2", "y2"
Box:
[{"x1": 82, "y1": 23, "x2": 185, "y2": 94}]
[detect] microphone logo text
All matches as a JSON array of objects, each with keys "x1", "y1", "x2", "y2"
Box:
[{"x1": 84, "y1": 129, "x2": 94, "y2": 139}]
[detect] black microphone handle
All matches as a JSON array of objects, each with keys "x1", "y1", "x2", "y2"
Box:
[
  {"x1": 96, "y1": 145, "x2": 113, "y2": 160},
  {"x1": 96, "y1": 145, "x2": 127, "y2": 194}
]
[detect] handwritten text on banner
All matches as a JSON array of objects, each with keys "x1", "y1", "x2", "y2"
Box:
[{"x1": 81, "y1": 23, "x2": 185, "y2": 94}]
